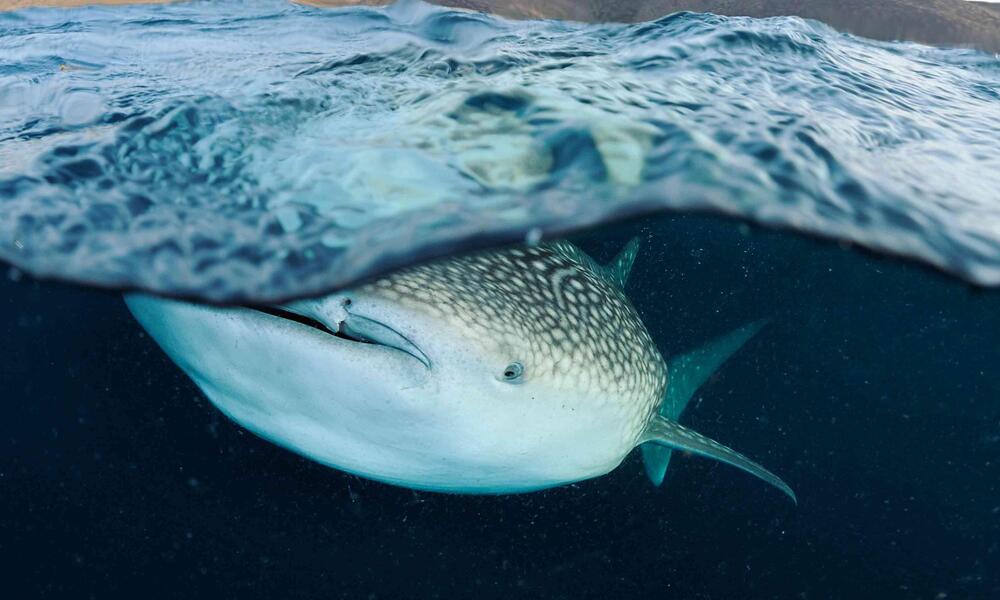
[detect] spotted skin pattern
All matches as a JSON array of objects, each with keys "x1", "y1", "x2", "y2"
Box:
[{"x1": 358, "y1": 243, "x2": 667, "y2": 446}]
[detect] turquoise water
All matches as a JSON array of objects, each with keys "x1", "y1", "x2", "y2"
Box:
[{"x1": 1, "y1": 0, "x2": 999, "y2": 301}]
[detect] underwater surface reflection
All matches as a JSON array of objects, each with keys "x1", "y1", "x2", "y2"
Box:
[{"x1": 2, "y1": 0, "x2": 1000, "y2": 301}]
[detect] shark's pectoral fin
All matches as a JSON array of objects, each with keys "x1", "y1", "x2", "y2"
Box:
[
  {"x1": 640, "y1": 444, "x2": 674, "y2": 487},
  {"x1": 642, "y1": 320, "x2": 768, "y2": 487},
  {"x1": 640, "y1": 415, "x2": 796, "y2": 503}
]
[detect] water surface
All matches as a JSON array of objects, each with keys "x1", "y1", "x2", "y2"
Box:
[{"x1": 1, "y1": 0, "x2": 999, "y2": 301}]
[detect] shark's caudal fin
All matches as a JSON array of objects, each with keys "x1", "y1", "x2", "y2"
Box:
[
  {"x1": 549, "y1": 237, "x2": 640, "y2": 290},
  {"x1": 640, "y1": 415, "x2": 796, "y2": 503},
  {"x1": 640, "y1": 320, "x2": 769, "y2": 487}
]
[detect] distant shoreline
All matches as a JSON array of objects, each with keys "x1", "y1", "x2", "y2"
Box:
[
  {"x1": 0, "y1": 0, "x2": 167, "y2": 8},
  {"x1": 3, "y1": 0, "x2": 998, "y2": 54},
  {"x1": 973, "y1": 0, "x2": 1000, "y2": 13}
]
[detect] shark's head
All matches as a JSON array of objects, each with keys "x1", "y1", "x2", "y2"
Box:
[
  {"x1": 127, "y1": 240, "x2": 795, "y2": 501},
  {"x1": 304, "y1": 244, "x2": 667, "y2": 489}
]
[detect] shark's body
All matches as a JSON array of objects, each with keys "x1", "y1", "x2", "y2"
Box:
[{"x1": 126, "y1": 241, "x2": 794, "y2": 500}]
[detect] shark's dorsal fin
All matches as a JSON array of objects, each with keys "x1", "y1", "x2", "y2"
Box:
[
  {"x1": 604, "y1": 237, "x2": 640, "y2": 289},
  {"x1": 548, "y1": 237, "x2": 640, "y2": 290},
  {"x1": 641, "y1": 320, "x2": 767, "y2": 487},
  {"x1": 640, "y1": 415, "x2": 796, "y2": 503}
]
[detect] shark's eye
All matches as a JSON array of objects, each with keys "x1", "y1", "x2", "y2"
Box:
[{"x1": 502, "y1": 362, "x2": 524, "y2": 381}]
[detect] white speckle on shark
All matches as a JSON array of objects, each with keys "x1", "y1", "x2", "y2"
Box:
[{"x1": 125, "y1": 239, "x2": 795, "y2": 502}]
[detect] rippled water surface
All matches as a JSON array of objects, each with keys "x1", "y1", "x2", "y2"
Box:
[{"x1": 1, "y1": 0, "x2": 999, "y2": 300}]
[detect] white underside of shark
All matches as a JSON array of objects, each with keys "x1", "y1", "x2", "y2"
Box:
[{"x1": 126, "y1": 294, "x2": 620, "y2": 492}]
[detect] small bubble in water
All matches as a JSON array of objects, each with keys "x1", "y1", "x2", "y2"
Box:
[
  {"x1": 321, "y1": 232, "x2": 349, "y2": 249},
  {"x1": 525, "y1": 228, "x2": 543, "y2": 246},
  {"x1": 274, "y1": 205, "x2": 303, "y2": 233},
  {"x1": 59, "y1": 91, "x2": 106, "y2": 126}
]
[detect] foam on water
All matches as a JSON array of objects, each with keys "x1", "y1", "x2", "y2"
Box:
[{"x1": 1, "y1": 0, "x2": 998, "y2": 301}]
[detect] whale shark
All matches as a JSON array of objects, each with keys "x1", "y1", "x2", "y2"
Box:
[{"x1": 125, "y1": 240, "x2": 795, "y2": 501}]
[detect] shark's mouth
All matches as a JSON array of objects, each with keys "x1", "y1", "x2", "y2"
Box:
[
  {"x1": 253, "y1": 305, "x2": 431, "y2": 369},
  {"x1": 256, "y1": 305, "x2": 347, "y2": 339}
]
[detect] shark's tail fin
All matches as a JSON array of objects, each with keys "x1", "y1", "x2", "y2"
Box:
[{"x1": 640, "y1": 320, "x2": 769, "y2": 487}]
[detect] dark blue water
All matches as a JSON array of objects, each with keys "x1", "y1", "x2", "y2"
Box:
[
  {"x1": 2, "y1": 1, "x2": 1000, "y2": 598},
  {"x1": 3, "y1": 214, "x2": 999, "y2": 598},
  {"x1": 1, "y1": 0, "x2": 999, "y2": 301}
]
